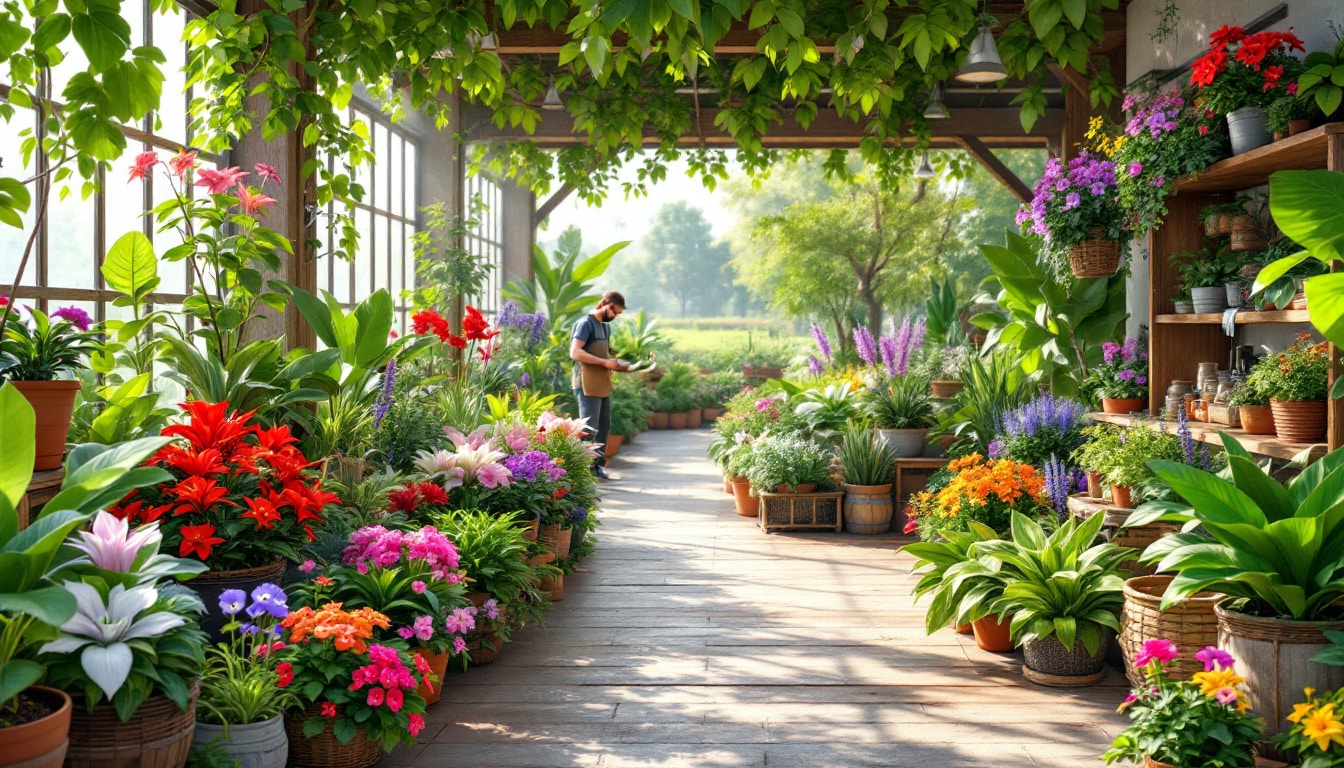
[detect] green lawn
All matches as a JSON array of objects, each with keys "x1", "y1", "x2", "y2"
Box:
[{"x1": 655, "y1": 318, "x2": 808, "y2": 365}]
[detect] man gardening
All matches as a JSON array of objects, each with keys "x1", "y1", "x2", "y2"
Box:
[{"x1": 570, "y1": 291, "x2": 630, "y2": 480}]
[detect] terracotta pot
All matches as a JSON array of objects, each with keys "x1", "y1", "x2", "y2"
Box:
[
  {"x1": 541, "y1": 572, "x2": 564, "y2": 601},
  {"x1": 520, "y1": 517, "x2": 539, "y2": 542},
  {"x1": 650, "y1": 411, "x2": 670, "y2": 430},
  {"x1": 0, "y1": 686, "x2": 71, "y2": 768},
  {"x1": 971, "y1": 615, "x2": 1015, "y2": 653},
  {"x1": 1101, "y1": 397, "x2": 1146, "y2": 415},
  {"x1": 605, "y1": 433, "x2": 623, "y2": 459},
  {"x1": 731, "y1": 479, "x2": 757, "y2": 517},
  {"x1": 468, "y1": 629, "x2": 504, "y2": 665},
  {"x1": 668, "y1": 411, "x2": 689, "y2": 429},
  {"x1": 1111, "y1": 485, "x2": 1134, "y2": 510},
  {"x1": 930, "y1": 380, "x2": 963, "y2": 399},
  {"x1": 1239, "y1": 404, "x2": 1276, "y2": 435},
  {"x1": 687, "y1": 409, "x2": 702, "y2": 428},
  {"x1": 539, "y1": 524, "x2": 573, "y2": 559},
  {"x1": 11, "y1": 379, "x2": 81, "y2": 471},
  {"x1": 1144, "y1": 756, "x2": 1178, "y2": 768},
  {"x1": 953, "y1": 622, "x2": 974, "y2": 635},
  {"x1": 189, "y1": 559, "x2": 288, "y2": 642},
  {"x1": 702, "y1": 407, "x2": 722, "y2": 422},
  {"x1": 1288, "y1": 118, "x2": 1314, "y2": 136},
  {"x1": 1085, "y1": 472, "x2": 1103, "y2": 499},
  {"x1": 1270, "y1": 399, "x2": 1327, "y2": 443},
  {"x1": 284, "y1": 705, "x2": 381, "y2": 768},
  {"x1": 723, "y1": 475, "x2": 734, "y2": 495},
  {"x1": 66, "y1": 685, "x2": 197, "y2": 768},
  {"x1": 776, "y1": 483, "x2": 817, "y2": 494},
  {"x1": 414, "y1": 648, "x2": 450, "y2": 704}
]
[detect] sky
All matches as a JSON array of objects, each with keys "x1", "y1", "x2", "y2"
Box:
[{"x1": 539, "y1": 156, "x2": 740, "y2": 250}]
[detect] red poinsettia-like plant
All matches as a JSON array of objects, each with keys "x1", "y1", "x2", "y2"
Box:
[
  {"x1": 1190, "y1": 25, "x2": 1304, "y2": 114},
  {"x1": 110, "y1": 400, "x2": 338, "y2": 569}
]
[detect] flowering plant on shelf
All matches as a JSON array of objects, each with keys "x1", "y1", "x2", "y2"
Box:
[
  {"x1": 198, "y1": 583, "x2": 297, "y2": 727},
  {"x1": 1190, "y1": 25, "x2": 1305, "y2": 115},
  {"x1": 990, "y1": 394, "x2": 1090, "y2": 469},
  {"x1": 1251, "y1": 333, "x2": 1330, "y2": 402},
  {"x1": 1104, "y1": 640, "x2": 1261, "y2": 767},
  {"x1": 1017, "y1": 151, "x2": 1130, "y2": 280},
  {"x1": 1279, "y1": 685, "x2": 1344, "y2": 765},
  {"x1": 276, "y1": 603, "x2": 429, "y2": 750},
  {"x1": 1090, "y1": 337, "x2": 1149, "y2": 400},
  {"x1": 0, "y1": 305, "x2": 98, "y2": 381},
  {"x1": 903, "y1": 454, "x2": 1049, "y2": 540},
  {"x1": 110, "y1": 400, "x2": 339, "y2": 570}
]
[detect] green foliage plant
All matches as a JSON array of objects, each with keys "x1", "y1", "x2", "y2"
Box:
[
  {"x1": 654, "y1": 362, "x2": 699, "y2": 413},
  {"x1": 0, "y1": 307, "x2": 98, "y2": 381},
  {"x1": 608, "y1": 307, "x2": 668, "y2": 361},
  {"x1": 923, "y1": 278, "x2": 966, "y2": 347},
  {"x1": 1267, "y1": 95, "x2": 1320, "y2": 133},
  {"x1": 501, "y1": 228, "x2": 627, "y2": 348},
  {"x1": 408, "y1": 202, "x2": 495, "y2": 309},
  {"x1": 903, "y1": 521, "x2": 1003, "y2": 633},
  {"x1": 865, "y1": 375, "x2": 934, "y2": 430},
  {"x1": 790, "y1": 382, "x2": 861, "y2": 445},
  {"x1": 1106, "y1": 426, "x2": 1183, "y2": 492},
  {"x1": 941, "y1": 348, "x2": 1034, "y2": 458},
  {"x1": 981, "y1": 511, "x2": 1131, "y2": 656},
  {"x1": 1295, "y1": 29, "x2": 1344, "y2": 118},
  {"x1": 1249, "y1": 334, "x2": 1330, "y2": 402},
  {"x1": 1071, "y1": 425, "x2": 1123, "y2": 476},
  {"x1": 1170, "y1": 244, "x2": 1244, "y2": 291},
  {"x1": 1136, "y1": 436, "x2": 1344, "y2": 620},
  {"x1": 744, "y1": 434, "x2": 832, "y2": 493},
  {"x1": 372, "y1": 389, "x2": 444, "y2": 473},
  {"x1": 837, "y1": 423, "x2": 896, "y2": 487},
  {"x1": 431, "y1": 510, "x2": 548, "y2": 637},
  {"x1": 610, "y1": 378, "x2": 648, "y2": 439}
]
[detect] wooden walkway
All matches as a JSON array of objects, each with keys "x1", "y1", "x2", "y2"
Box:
[{"x1": 391, "y1": 429, "x2": 1129, "y2": 767}]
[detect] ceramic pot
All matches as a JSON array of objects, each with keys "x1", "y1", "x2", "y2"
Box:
[
  {"x1": 873, "y1": 427, "x2": 928, "y2": 458},
  {"x1": 731, "y1": 479, "x2": 757, "y2": 517},
  {"x1": 841, "y1": 483, "x2": 893, "y2": 535},
  {"x1": 1101, "y1": 397, "x2": 1146, "y2": 415},
  {"x1": 413, "y1": 648, "x2": 450, "y2": 704},
  {"x1": 11, "y1": 379, "x2": 81, "y2": 471},
  {"x1": 1227, "y1": 106, "x2": 1272, "y2": 155},
  {"x1": 0, "y1": 686, "x2": 71, "y2": 768},
  {"x1": 1225, "y1": 282, "x2": 1248, "y2": 307},
  {"x1": 1191, "y1": 286, "x2": 1228, "y2": 314},
  {"x1": 1239, "y1": 404, "x2": 1276, "y2": 435},
  {"x1": 1111, "y1": 485, "x2": 1134, "y2": 510},
  {"x1": 1270, "y1": 399, "x2": 1327, "y2": 443},
  {"x1": 605, "y1": 433, "x2": 623, "y2": 459},
  {"x1": 1173, "y1": 301, "x2": 1194, "y2": 314},
  {"x1": 971, "y1": 615, "x2": 1015, "y2": 653},
  {"x1": 686, "y1": 409, "x2": 702, "y2": 428},
  {"x1": 191, "y1": 716, "x2": 287, "y2": 768},
  {"x1": 930, "y1": 380, "x2": 963, "y2": 399}
]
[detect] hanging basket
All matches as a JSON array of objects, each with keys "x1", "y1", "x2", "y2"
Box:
[{"x1": 1067, "y1": 230, "x2": 1121, "y2": 279}]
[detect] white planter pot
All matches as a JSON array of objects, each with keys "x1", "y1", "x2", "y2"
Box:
[
  {"x1": 1191, "y1": 286, "x2": 1228, "y2": 314},
  {"x1": 874, "y1": 428, "x2": 928, "y2": 458},
  {"x1": 192, "y1": 716, "x2": 288, "y2": 768},
  {"x1": 1227, "y1": 107, "x2": 1272, "y2": 155}
]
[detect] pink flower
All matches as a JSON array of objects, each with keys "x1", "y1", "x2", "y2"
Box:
[
  {"x1": 412, "y1": 580, "x2": 427, "y2": 594},
  {"x1": 367, "y1": 687, "x2": 385, "y2": 707},
  {"x1": 1195, "y1": 646, "x2": 1235, "y2": 671},
  {"x1": 397, "y1": 626, "x2": 414, "y2": 639},
  {"x1": 168, "y1": 150, "x2": 198, "y2": 177},
  {"x1": 505, "y1": 425, "x2": 532, "y2": 452},
  {"x1": 1215, "y1": 687, "x2": 1238, "y2": 705},
  {"x1": 255, "y1": 162, "x2": 282, "y2": 185},
  {"x1": 385, "y1": 688, "x2": 404, "y2": 714},
  {"x1": 444, "y1": 606, "x2": 476, "y2": 635},
  {"x1": 128, "y1": 151, "x2": 159, "y2": 182},
  {"x1": 408, "y1": 713, "x2": 425, "y2": 737},
  {"x1": 453, "y1": 635, "x2": 467, "y2": 654},
  {"x1": 236, "y1": 185, "x2": 277, "y2": 216},
  {"x1": 299, "y1": 559, "x2": 316, "y2": 573},
  {"x1": 1135, "y1": 639, "x2": 1179, "y2": 668},
  {"x1": 413, "y1": 614, "x2": 435, "y2": 642},
  {"x1": 193, "y1": 166, "x2": 248, "y2": 194},
  {"x1": 476, "y1": 462, "x2": 513, "y2": 489},
  {"x1": 484, "y1": 599, "x2": 500, "y2": 620}
]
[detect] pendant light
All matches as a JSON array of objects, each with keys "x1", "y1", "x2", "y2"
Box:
[
  {"x1": 542, "y1": 78, "x2": 564, "y2": 110},
  {"x1": 913, "y1": 151, "x2": 936, "y2": 180},
  {"x1": 955, "y1": 5, "x2": 1008, "y2": 84},
  {"x1": 923, "y1": 83, "x2": 949, "y2": 120}
]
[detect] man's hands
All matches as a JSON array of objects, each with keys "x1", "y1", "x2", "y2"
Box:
[{"x1": 609, "y1": 360, "x2": 631, "y2": 372}]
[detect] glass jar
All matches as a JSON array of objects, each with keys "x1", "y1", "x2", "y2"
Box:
[{"x1": 1215, "y1": 372, "x2": 1234, "y2": 403}]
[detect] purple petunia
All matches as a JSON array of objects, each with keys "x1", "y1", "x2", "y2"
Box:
[
  {"x1": 1196, "y1": 645, "x2": 1235, "y2": 671},
  {"x1": 247, "y1": 582, "x2": 289, "y2": 619}
]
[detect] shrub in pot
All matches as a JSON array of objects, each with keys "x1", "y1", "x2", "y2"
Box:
[
  {"x1": 1266, "y1": 94, "x2": 1318, "y2": 138},
  {"x1": 655, "y1": 363, "x2": 699, "y2": 429},
  {"x1": 837, "y1": 424, "x2": 897, "y2": 534},
  {"x1": 904, "y1": 521, "x2": 1014, "y2": 651},
  {"x1": 981, "y1": 511, "x2": 1132, "y2": 685},
  {"x1": 745, "y1": 433, "x2": 830, "y2": 495},
  {"x1": 1133, "y1": 437, "x2": 1344, "y2": 739},
  {"x1": 1072, "y1": 425, "x2": 1122, "y2": 499},
  {"x1": 0, "y1": 306, "x2": 98, "y2": 470},
  {"x1": 904, "y1": 454, "x2": 1052, "y2": 541},
  {"x1": 792, "y1": 382, "x2": 862, "y2": 448},
  {"x1": 1249, "y1": 334, "x2": 1329, "y2": 443},
  {"x1": 1090, "y1": 337, "x2": 1148, "y2": 414},
  {"x1": 1105, "y1": 427, "x2": 1183, "y2": 510},
  {"x1": 865, "y1": 375, "x2": 934, "y2": 458}
]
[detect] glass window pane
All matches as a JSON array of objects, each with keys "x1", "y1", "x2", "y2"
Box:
[
  {"x1": 154, "y1": 9, "x2": 188, "y2": 142},
  {"x1": 373, "y1": 214, "x2": 388, "y2": 294},
  {"x1": 0, "y1": 113, "x2": 38, "y2": 286},
  {"x1": 389, "y1": 137, "x2": 403, "y2": 215},
  {"x1": 404, "y1": 142, "x2": 417, "y2": 214},
  {"x1": 152, "y1": 175, "x2": 188, "y2": 294},
  {"x1": 354, "y1": 210, "x2": 371, "y2": 300},
  {"x1": 372, "y1": 123, "x2": 388, "y2": 211},
  {"x1": 389, "y1": 220, "x2": 404, "y2": 302},
  {"x1": 47, "y1": 187, "x2": 97, "y2": 289}
]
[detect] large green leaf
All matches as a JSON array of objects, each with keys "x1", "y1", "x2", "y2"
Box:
[
  {"x1": 1148, "y1": 460, "x2": 1267, "y2": 527},
  {"x1": 101, "y1": 231, "x2": 158, "y2": 302},
  {"x1": 0, "y1": 660, "x2": 44, "y2": 705},
  {"x1": 0, "y1": 383, "x2": 35, "y2": 542},
  {"x1": 1270, "y1": 170, "x2": 1344, "y2": 264},
  {"x1": 1304, "y1": 272, "x2": 1344, "y2": 349},
  {"x1": 0, "y1": 586, "x2": 76, "y2": 627},
  {"x1": 571, "y1": 240, "x2": 628, "y2": 283},
  {"x1": 350, "y1": 289, "x2": 394, "y2": 369},
  {"x1": 1227, "y1": 456, "x2": 1294, "y2": 521}
]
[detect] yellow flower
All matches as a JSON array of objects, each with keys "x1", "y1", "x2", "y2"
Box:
[
  {"x1": 1300, "y1": 704, "x2": 1344, "y2": 752},
  {"x1": 1307, "y1": 687, "x2": 1318, "y2": 699},
  {"x1": 1291, "y1": 702, "x2": 1317, "y2": 724},
  {"x1": 1191, "y1": 668, "x2": 1245, "y2": 697}
]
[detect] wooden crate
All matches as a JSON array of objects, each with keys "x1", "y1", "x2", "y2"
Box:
[
  {"x1": 893, "y1": 458, "x2": 948, "y2": 506},
  {"x1": 757, "y1": 491, "x2": 843, "y2": 533}
]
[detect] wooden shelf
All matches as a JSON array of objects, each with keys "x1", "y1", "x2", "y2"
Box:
[
  {"x1": 1088, "y1": 412, "x2": 1326, "y2": 462},
  {"x1": 1153, "y1": 310, "x2": 1311, "y2": 324},
  {"x1": 1174, "y1": 123, "x2": 1344, "y2": 194}
]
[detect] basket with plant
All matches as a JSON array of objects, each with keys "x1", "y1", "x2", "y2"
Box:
[
  {"x1": 1017, "y1": 151, "x2": 1131, "y2": 279},
  {"x1": 744, "y1": 434, "x2": 832, "y2": 494}
]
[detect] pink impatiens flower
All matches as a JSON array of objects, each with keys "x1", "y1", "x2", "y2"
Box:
[
  {"x1": 453, "y1": 635, "x2": 467, "y2": 654},
  {"x1": 128, "y1": 151, "x2": 159, "y2": 182},
  {"x1": 1134, "y1": 639, "x2": 1179, "y2": 668},
  {"x1": 444, "y1": 607, "x2": 476, "y2": 635},
  {"x1": 408, "y1": 713, "x2": 425, "y2": 737},
  {"x1": 413, "y1": 614, "x2": 435, "y2": 642},
  {"x1": 367, "y1": 687, "x2": 385, "y2": 707},
  {"x1": 1215, "y1": 687, "x2": 1239, "y2": 705},
  {"x1": 411, "y1": 580, "x2": 427, "y2": 594}
]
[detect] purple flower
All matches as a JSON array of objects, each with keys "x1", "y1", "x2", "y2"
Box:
[
  {"x1": 1055, "y1": 178, "x2": 1070, "y2": 191},
  {"x1": 1064, "y1": 192, "x2": 1081, "y2": 210},
  {"x1": 879, "y1": 336, "x2": 899, "y2": 378},
  {"x1": 484, "y1": 599, "x2": 500, "y2": 620},
  {"x1": 807, "y1": 355, "x2": 823, "y2": 375},
  {"x1": 503, "y1": 451, "x2": 557, "y2": 483},
  {"x1": 1118, "y1": 369, "x2": 1135, "y2": 382},
  {"x1": 1136, "y1": 375, "x2": 1147, "y2": 385},
  {"x1": 1152, "y1": 176, "x2": 1166, "y2": 188},
  {"x1": 219, "y1": 589, "x2": 247, "y2": 616},
  {"x1": 1196, "y1": 646, "x2": 1235, "y2": 671},
  {"x1": 1090, "y1": 182, "x2": 1106, "y2": 196},
  {"x1": 52, "y1": 306, "x2": 91, "y2": 331},
  {"x1": 529, "y1": 313, "x2": 548, "y2": 345},
  {"x1": 520, "y1": 372, "x2": 531, "y2": 387},
  {"x1": 1043, "y1": 455, "x2": 1073, "y2": 521},
  {"x1": 810, "y1": 323, "x2": 832, "y2": 361},
  {"x1": 570, "y1": 505, "x2": 588, "y2": 522},
  {"x1": 247, "y1": 582, "x2": 289, "y2": 619},
  {"x1": 498, "y1": 301, "x2": 520, "y2": 328},
  {"x1": 373, "y1": 359, "x2": 396, "y2": 430},
  {"x1": 1200, "y1": 443, "x2": 1212, "y2": 472},
  {"x1": 853, "y1": 326, "x2": 877, "y2": 367},
  {"x1": 1177, "y1": 407, "x2": 1195, "y2": 466},
  {"x1": 987, "y1": 439, "x2": 1005, "y2": 459},
  {"x1": 1128, "y1": 162, "x2": 1143, "y2": 177}
]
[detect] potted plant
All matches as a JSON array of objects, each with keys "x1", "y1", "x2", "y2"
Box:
[
  {"x1": 1228, "y1": 374, "x2": 1275, "y2": 435},
  {"x1": 700, "y1": 371, "x2": 746, "y2": 422},
  {"x1": 724, "y1": 438, "x2": 759, "y2": 517},
  {"x1": 0, "y1": 306, "x2": 98, "y2": 469},
  {"x1": 865, "y1": 375, "x2": 934, "y2": 457},
  {"x1": 1133, "y1": 440, "x2": 1344, "y2": 740},
  {"x1": 744, "y1": 434, "x2": 831, "y2": 495},
  {"x1": 903, "y1": 454, "x2": 1051, "y2": 541},
  {"x1": 608, "y1": 378, "x2": 648, "y2": 457},
  {"x1": 1253, "y1": 334, "x2": 1330, "y2": 443},
  {"x1": 1267, "y1": 94, "x2": 1319, "y2": 139},
  {"x1": 654, "y1": 363, "x2": 698, "y2": 429},
  {"x1": 980, "y1": 511, "x2": 1131, "y2": 686},
  {"x1": 193, "y1": 585, "x2": 295, "y2": 768},
  {"x1": 1190, "y1": 25, "x2": 1305, "y2": 154},
  {"x1": 1072, "y1": 425, "x2": 1122, "y2": 499},
  {"x1": 1294, "y1": 30, "x2": 1344, "y2": 124},
  {"x1": 904, "y1": 521, "x2": 1010, "y2": 650},
  {"x1": 1171, "y1": 246, "x2": 1245, "y2": 314},
  {"x1": 1172, "y1": 291, "x2": 1194, "y2": 314},
  {"x1": 1104, "y1": 641, "x2": 1261, "y2": 768},
  {"x1": 1092, "y1": 337, "x2": 1149, "y2": 414},
  {"x1": 916, "y1": 345, "x2": 972, "y2": 399},
  {"x1": 1105, "y1": 426, "x2": 1183, "y2": 509},
  {"x1": 837, "y1": 424, "x2": 898, "y2": 535},
  {"x1": 274, "y1": 600, "x2": 429, "y2": 768},
  {"x1": 111, "y1": 400, "x2": 340, "y2": 639},
  {"x1": 1018, "y1": 151, "x2": 1130, "y2": 279}
]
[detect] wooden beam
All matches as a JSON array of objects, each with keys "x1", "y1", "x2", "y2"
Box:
[
  {"x1": 461, "y1": 104, "x2": 1063, "y2": 150},
  {"x1": 1048, "y1": 62, "x2": 1090, "y2": 96},
  {"x1": 955, "y1": 135, "x2": 1033, "y2": 203},
  {"x1": 533, "y1": 182, "x2": 575, "y2": 227}
]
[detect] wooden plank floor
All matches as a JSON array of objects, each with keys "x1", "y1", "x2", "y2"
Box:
[{"x1": 390, "y1": 429, "x2": 1130, "y2": 767}]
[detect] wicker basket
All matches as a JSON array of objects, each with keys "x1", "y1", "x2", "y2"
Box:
[
  {"x1": 66, "y1": 685, "x2": 197, "y2": 768},
  {"x1": 1120, "y1": 576, "x2": 1223, "y2": 687},
  {"x1": 1068, "y1": 229, "x2": 1121, "y2": 278},
  {"x1": 284, "y1": 708, "x2": 383, "y2": 768},
  {"x1": 758, "y1": 491, "x2": 843, "y2": 533}
]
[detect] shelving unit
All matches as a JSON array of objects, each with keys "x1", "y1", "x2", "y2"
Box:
[
  {"x1": 1145, "y1": 123, "x2": 1344, "y2": 456},
  {"x1": 1089, "y1": 411, "x2": 1325, "y2": 462}
]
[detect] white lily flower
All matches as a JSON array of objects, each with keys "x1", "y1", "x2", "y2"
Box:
[
  {"x1": 69, "y1": 511, "x2": 162, "y2": 572},
  {"x1": 40, "y1": 582, "x2": 186, "y2": 699},
  {"x1": 414, "y1": 449, "x2": 457, "y2": 475}
]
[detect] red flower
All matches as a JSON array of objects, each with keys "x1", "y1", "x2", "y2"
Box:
[
  {"x1": 163, "y1": 401, "x2": 256, "y2": 454},
  {"x1": 462, "y1": 306, "x2": 497, "y2": 341},
  {"x1": 169, "y1": 476, "x2": 234, "y2": 516},
  {"x1": 179, "y1": 523, "x2": 225, "y2": 561},
  {"x1": 320, "y1": 702, "x2": 337, "y2": 718},
  {"x1": 1190, "y1": 50, "x2": 1227, "y2": 87},
  {"x1": 411, "y1": 309, "x2": 453, "y2": 342},
  {"x1": 314, "y1": 575, "x2": 335, "y2": 586},
  {"x1": 1199, "y1": 125, "x2": 1210, "y2": 135},
  {"x1": 416, "y1": 483, "x2": 448, "y2": 507},
  {"x1": 242, "y1": 497, "x2": 282, "y2": 529},
  {"x1": 1261, "y1": 64, "x2": 1284, "y2": 91},
  {"x1": 1208, "y1": 25, "x2": 1245, "y2": 50},
  {"x1": 162, "y1": 446, "x2": 227, "y2": 476},
  {"x1": 276, "y1": 662, "x2": 294, "y2": 687},
  {"x1": 388, "y1": 486, "x2": 422, "y2": 513},
  {"x1": 279, "y1": 483, "x2": 338, "y2": 524},
  {"x1": 446, "y1": 333, "x2": 467, "y2": 350},
  {"x1": 552, "y1": 486, "x2": 569, "y2": 500},
  {"x1": 128, "y1": 151, "x2": 159, "y2": 182}
]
